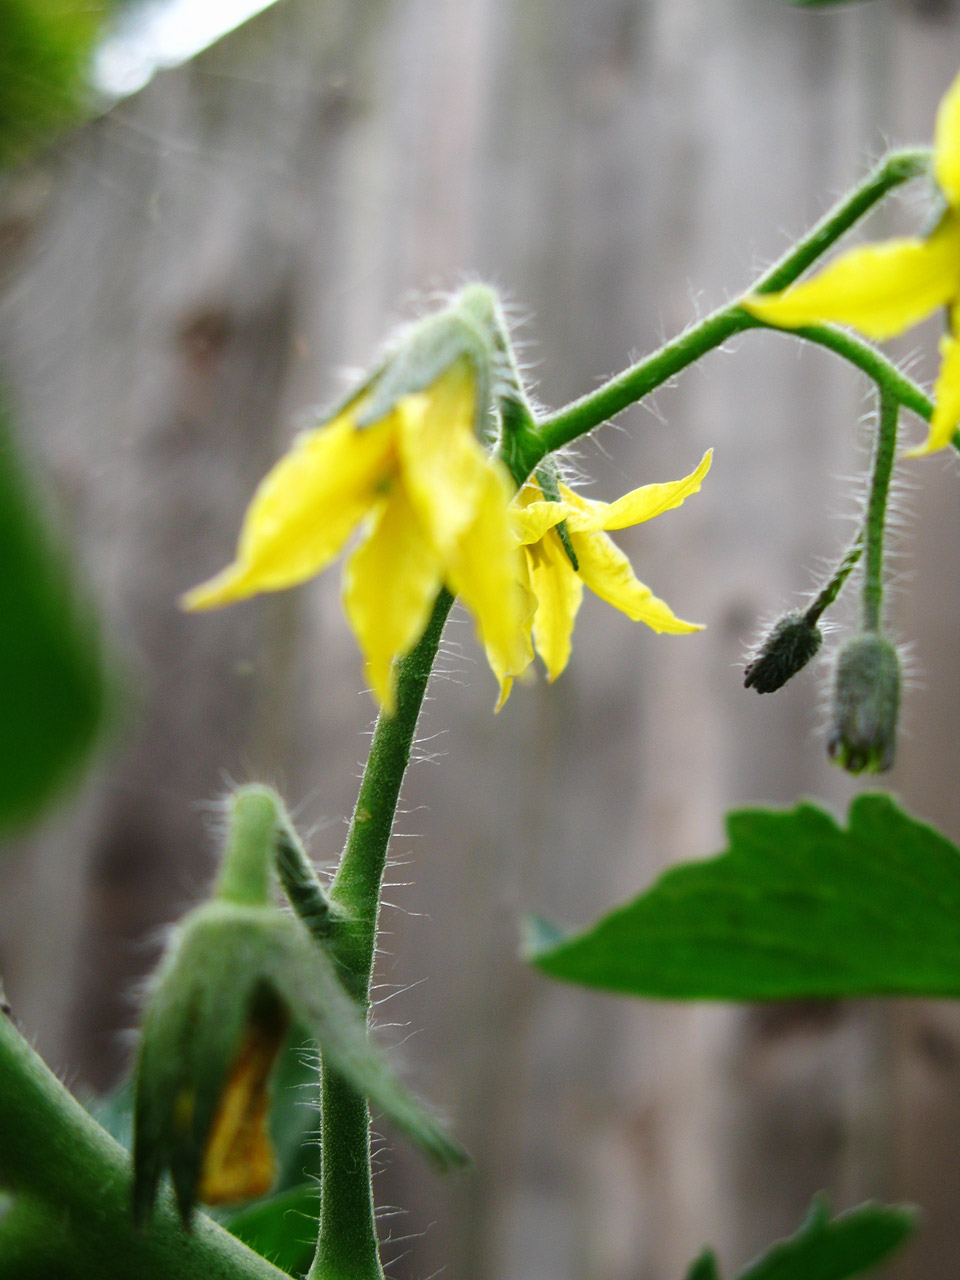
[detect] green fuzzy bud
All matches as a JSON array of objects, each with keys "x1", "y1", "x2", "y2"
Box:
[
  {"x1": 744, "y1": 610, "x2": 822, "y2": 694},
  {"x1": 133, "y1": 902, "x2": 292, "y2": 1225},
  {"x1": 134, "y1": 900, "x2": 467, "y2": 1225},
  {"x1": 827, "y1": 633, "x2": 901, "y2": 774}
]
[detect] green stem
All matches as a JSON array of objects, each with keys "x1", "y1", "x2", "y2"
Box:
[
  {"x1": 274, "y1": 818, "x2": 342, "y2": 946},
  {"x1": 309, "y1": 590, "x2": 454, "y2": 1280},
  {"x1": 0, "y1": 1013, "x2": 287, "y2": 1280},
  {"x1": 806, "y1": 534, "x2": 863, "y2": 625},
  {"x1": 861, "y1": 388, "x2": 899, "y2": 632},
  {"x1": 527, "y1": 149, "x2": 936, "y2": 468}
]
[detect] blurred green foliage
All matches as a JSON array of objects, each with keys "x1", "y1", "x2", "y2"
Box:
[
  {"x1": 687, "y1": 1199, "x2": 916, "y2": 1280},
  {"x1": 0, "y1": 0, "x2": 109, "y2": 168},
  {"x1": 0, "y1": 393, "x2": 105, "y2": 832}
]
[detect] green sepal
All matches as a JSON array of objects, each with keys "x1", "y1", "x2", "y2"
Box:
[
  {"x1": 134, "y1": 900, "x2": 467, "y2": 1224},
  {"x1": 533, "y1": 460, "x2": 579, "y2": 570}
]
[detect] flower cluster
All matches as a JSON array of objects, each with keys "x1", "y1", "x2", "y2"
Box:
[{"x1": 184, "y1": 288, "x2": 709, "y2": 710}]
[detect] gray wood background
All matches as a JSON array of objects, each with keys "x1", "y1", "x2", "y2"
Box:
[{"x1": 2, "y1": 1, "x2": 960, "y2": 1277}]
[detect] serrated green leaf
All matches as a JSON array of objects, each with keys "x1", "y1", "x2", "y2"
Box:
[
  {"x1": 222, "y1": 1184, "x2": 319, "y2": 1277},
  {"x1": 529, "y1": 794, "x2": 960, "y2": 999},
  {"x1": 735, "y1": 1196, "x2": 915, "y2": 1280},
  {"x1": 0, "y1": 398, "x2": 105, "y2": 833}
]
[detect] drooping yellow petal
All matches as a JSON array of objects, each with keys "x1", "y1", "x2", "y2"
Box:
[
  {"x1": 447, "y1": 461, "x2": 528, "y2": 688},
  {"x1": 560, "y1": 450, "x2": 713, "y2": 534},
  {"x1": 182, "y1": 413, "x2": 396, "y2": 610},
  {"x1": 528, "y1": 533, "x2": 584, "y2": 683},
  {"x1": 907, "y1": 330, "x2": 960, "y2": 457},
  {"x1": 510, "y1": 498, "x2": 571, "y2": 546},
  {"x1": 935, "y1": 68, "x2": 960, "y2": 210},
  {"x1": 342, "y1": 483, "x2": 444, "y2": 713},
  {"x1": 742, "y1": 219, "x2": 960, "y2": 341},
  {"x1": 396, "y1": 360, "x2": 485, "y2": 556},
  {"x1": 571, "y1": 529, "x2": 702, "y2": 634},
  {"x1": 490, "y1": 552, "x2": 536, "y2": 711}
]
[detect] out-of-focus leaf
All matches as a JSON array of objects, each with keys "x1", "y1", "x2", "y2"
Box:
[
  {"x1": 0, "y1": 0, "x2": 104, "y2": 167},
  {"x1": 222, "y1": 1184, "x2": 319, "y2": 1277},
  {"x1": 733, "y1": 1197, "x2": 915, "y2": 1280},
  {"x1": 687, "y1": 1250, "x2": 721, "y2": 1280},
  {"x1": 528, "y1": 794, "x2": 960, "y2": 999},
  {"x1": 0, "y1": 396, "x2": 105, "y2": 833}
]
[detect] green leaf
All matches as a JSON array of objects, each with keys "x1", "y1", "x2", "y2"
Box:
[
  {"x1": 529, "y1": 793, "x2": 960, "y2": 999},
  {"x1": 687, "y1": 1249, "x2": 721, "y2": 1280},
  {"x1": 733, "y1": 1197, "x2": 915, "y2": 1280},
  {"x1": 222, "y1": 1185, "x2": 319, "y2": 1277},
  {"x1": 0, "y1": 397, "x2": 105, "y2": 833}
]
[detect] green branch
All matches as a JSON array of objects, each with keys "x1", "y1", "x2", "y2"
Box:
[
  {"x1": 0, "y1": 1012, "x2": 287, "y2": 1280},
  {"x1": 861, "y1": 388, "x2": 899, "y2": 632},
  {"x1": 525, "y1": 148, "x2": 938, "y2": 468}
]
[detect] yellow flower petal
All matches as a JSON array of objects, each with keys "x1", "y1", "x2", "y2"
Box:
[
  {"x1": 935, "y1": 68, "x2": 960, "y2": 210},
  {"x1": 447, "y1": 461, "x2": 528, "y2": 686},
  {"x1": 571, "y1": 529, "x2": 702, "y2": 634},
  {"x1": 560, "y1": 450, "x2": 713, "y2": 533},
  {"x1": 510, "y1": 498, "x2": 571, "y2": 545},
  {"x1": 489, "y1": 552, "x2": 536, "y2": 710},
  {"x1": 182, "y1": 413, "x2": 395, "y2": 610},
  {"x1": 342, "y1": 483, "x2": 443, "y2": 713},
  {"x1": 742, "y1": 219, "x2": 960, "y2": 341},
  {"x1": 397, "y1": 360, "x2": 485, "y2": 556},
  {"x1": 906, "y1": 330, "x2": 960, "y2": 457},
  {"x1": 528, "y1": 533, "x2": 584, "y2": 682}
]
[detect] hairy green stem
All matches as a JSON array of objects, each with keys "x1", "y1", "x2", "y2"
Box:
[
  {"x1": 310, "y1": 591, "x2": 454, "y2": 1280},
  {"x1": 526, "y1": 149, "x2": 938, "y2": 468},
  {"x1": 0, "y1": 1013, "x2": 287, "y2": 1280},
  {"x1": 806, "y1": 534, "x2": 863, "y2": 625},
  {"x1": 861, "y1": 388, "x2": 899, "y2": 632}
]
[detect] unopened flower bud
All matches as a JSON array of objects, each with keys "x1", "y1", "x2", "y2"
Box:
[
  {"x1": 133, "y1": 901, "x2": 293, "y2": 1224},
  {"x1": 744, "y1": 610, "x2": 822, "y2": 694},
  {"x1": 827, "y1": 633, "x2": 901, "y2": 774}
]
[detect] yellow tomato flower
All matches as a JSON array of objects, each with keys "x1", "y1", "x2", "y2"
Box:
[
  {"x1": 182, "y1": 358, "x2": 526, "y2": 713},
  {"x1": 743, "y1": 68, "x2": 960, "y2": 456},
  {"x1": 492, "y1": 450, "x2": 712, "y2": 706}
]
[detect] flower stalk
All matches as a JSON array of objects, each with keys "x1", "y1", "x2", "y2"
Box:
[
  {"x1": 310, "y1": 590, "x2": 454, "y2": 1280},
  {"x1": 861, "y1": 388, "x2": 899, "y2": 633}
]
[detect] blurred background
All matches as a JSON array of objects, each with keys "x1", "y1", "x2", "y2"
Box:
[{"x1": 2, "y1": 0, "x2": 960, "y2": 1277}]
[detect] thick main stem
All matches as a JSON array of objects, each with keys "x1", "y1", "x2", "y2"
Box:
[
  {"x1": 310, "y1": 590, "x2": 454, "y2": 1280},
  {"x1": 861, "y1": 388, "x2": 899, "y2": 632}
]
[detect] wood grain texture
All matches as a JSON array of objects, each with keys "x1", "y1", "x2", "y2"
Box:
[{"x1": 2, "y1": 1, "x2": 960, "y2": 1278}]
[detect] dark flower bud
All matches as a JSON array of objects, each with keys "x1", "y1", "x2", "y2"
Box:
[
  {"x1": 827, "y1": 633, "x2": 901, "y2": 774},
  {"x1": 744, "y1": 611, "x2": 822, "y2": 694}
]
